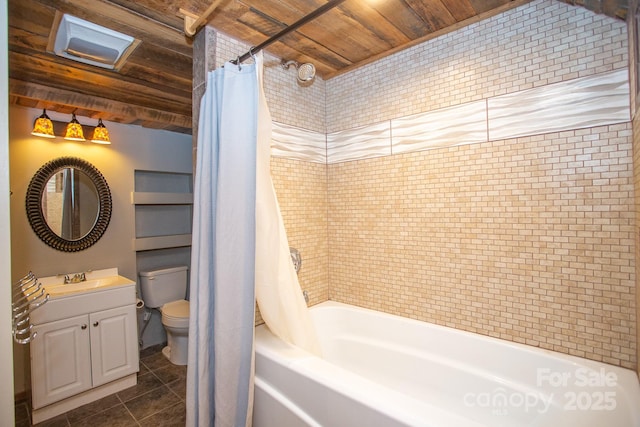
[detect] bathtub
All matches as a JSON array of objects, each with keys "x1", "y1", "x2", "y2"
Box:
[{"x1": 253, "y1": 301, "x2": 640, "y2": 427}]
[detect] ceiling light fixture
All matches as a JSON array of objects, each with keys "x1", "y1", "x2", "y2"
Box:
[
  {"x1": 31, "y1": 109, "x2": 55, "y2": 138},
  {"x1": 31, "y1": 110, "x2": 112, "y2": 145},
  {"x1": 64, "y1": 113, "x2": 85, "y2": 141},
  {"x1": 91, "y1": 118, "x2": 111, "y2": 144}
]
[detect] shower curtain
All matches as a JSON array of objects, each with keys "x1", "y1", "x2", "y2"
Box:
[
  {"x1": 187, "y1": 52, "x2": 321, "y2": 427},
  {"x1": 254, "y1": 61, "x2": 321, "y2": 356},
  {"x1": 186, "y1": 59, "x2": 258, "y2": 427}
]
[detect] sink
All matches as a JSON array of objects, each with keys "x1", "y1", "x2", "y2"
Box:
[
  {"x1": 37, "y1": 268, "x2": 135, "y2": 298},
  {"x1": 44, "y1": 275, "x2": 134, "y2": 297},
  {"x1": 29, "y1": 268, "x2": 137, "y2": 325}
]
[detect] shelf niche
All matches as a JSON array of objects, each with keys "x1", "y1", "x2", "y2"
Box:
[{"x1": 133, "y1": 170, "x2": 193, "y2": 252}]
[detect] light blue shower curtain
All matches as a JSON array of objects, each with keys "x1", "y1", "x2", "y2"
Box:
[{"x1": 186, "y1": 59, "x2": 258, "y2": 427}]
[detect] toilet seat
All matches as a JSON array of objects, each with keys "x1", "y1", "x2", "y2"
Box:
[{"x1": 161, "y1": 299, "x2": 189, "y2": 328}]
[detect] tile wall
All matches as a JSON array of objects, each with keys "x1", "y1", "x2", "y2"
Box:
[
  {"x1": 326, "y1": 0, "x2": 636, "y2": 369},
  {"x1": 329, "y1": 124, "x2": 635, "y2": 368},
  {"x1": 325, "y1": 69, "x2": 629, "y2": 162},
  {"x1": 271, "y1": 158, "x2": 329, "y2": 307}
]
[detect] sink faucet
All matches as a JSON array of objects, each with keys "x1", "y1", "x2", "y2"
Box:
[{"x1": 63, "y1": 272, "x2": 87, "y2": 284}]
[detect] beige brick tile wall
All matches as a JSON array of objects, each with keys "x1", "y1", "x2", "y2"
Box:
[
  {"x1": 254, "y1": 157, "x2": 328, "y2": 326},
  {"x1": 271, "y1": 157, "x2": 329, "y2": 306},
  {"x1": 329, "y1": 124, "x2": 636, "y2": 368}
]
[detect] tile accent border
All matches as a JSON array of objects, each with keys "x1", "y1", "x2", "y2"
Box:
[
  {"x1": 392, "y1": 100, "x2": 488, "y2": 155},
  {"x1": 327, "y1": 122, "x2": 392, "y2": 163},
  {"x1": 271, "y1": 122, "x2": 326, "y2": 163},
  {"x1": 271, "y1": 69, "x2": 630, "y2": 164},
  {"x1": 488, "y1": 68, "x2": 630, "y2": 140}
]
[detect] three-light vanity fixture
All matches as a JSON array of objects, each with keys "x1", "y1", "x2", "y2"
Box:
[{"x1": 31, "y1": 109, "x2": 111, "y2": 144}]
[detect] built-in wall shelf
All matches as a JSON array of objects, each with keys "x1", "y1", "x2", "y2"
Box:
[
  {"x1": 134, "y1": 234, "x2": 192, "y2": 252},
  {"x1": 133, "y1": 170, "x2": 193, "y2": 253},
  {"x1": 131, "y1": 192, "x2": 193, "y2": 205}
]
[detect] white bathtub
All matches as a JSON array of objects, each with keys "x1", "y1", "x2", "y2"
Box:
[{"x1": 253, "y1": 301, "x2": 640, "y2": 427}]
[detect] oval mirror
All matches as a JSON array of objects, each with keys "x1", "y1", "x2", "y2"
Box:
[{"x1": 26, "y1": 157, "x2": 112, "y2": 252}]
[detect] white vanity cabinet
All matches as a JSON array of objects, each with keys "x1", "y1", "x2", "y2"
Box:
[
  {"x1": 29, "y1": 273, "x2": 139, "y2": 424},
  {"x1": 89, "y1": 305, "x2": 138, "y2": 387},
  {"x1": 30, "y1": 314, "x2": 92, "y2": 407}
]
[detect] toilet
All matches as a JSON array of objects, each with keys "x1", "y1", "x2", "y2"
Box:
[{"x1": 139, "y1": 266, "x2": 189, "y2": 365}]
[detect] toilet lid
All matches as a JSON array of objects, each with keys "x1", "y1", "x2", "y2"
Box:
[{"x1": 162, "y1": 299, "x2": 189, "y2": 319}]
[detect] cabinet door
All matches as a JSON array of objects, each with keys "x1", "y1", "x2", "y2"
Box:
[
  {"x1": 31, "y1": 315, "x2": 92, "y2": 408},
  {"x1": 90, "y1": 305, "x2": 139, "y2": 387}
]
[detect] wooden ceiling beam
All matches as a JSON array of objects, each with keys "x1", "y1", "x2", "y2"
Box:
[
  {"x1": 10, "y1": 79, "x2": 192, "y2": 133},
  {"x1": 105, "y1": 0, "x2": 189, "y2": 30},
  {"x1": 9, "y1": 51, "x2": 191, "y2": 113},
  {"x1": 180, "y1": 0, "x2": 225, "y2": 36}
]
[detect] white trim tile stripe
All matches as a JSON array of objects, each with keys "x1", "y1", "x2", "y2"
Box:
[
  {"x1": 391, "y1": 100, "x2": 488, "y2": 154},
  {"x1": 271, "y1": 121, "x2": 326, "y2": 163},
  {"x1": 488, "y1": 69, "x2": 630, "y2": 141},
  {"x1": 327, "y1": 121, "x2": 391, "y2": 164},
  {"x1": 270, "y1": 70, "x2": 629, "y2": 165}
]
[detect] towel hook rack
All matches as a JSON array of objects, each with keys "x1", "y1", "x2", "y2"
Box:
[{"x1": 11, "y1": 271, "x2": 49, "y2": 344}]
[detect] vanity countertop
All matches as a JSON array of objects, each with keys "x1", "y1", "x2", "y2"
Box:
[{"x1": 30, "y1": 268, "x2": 136, "y2": 324}]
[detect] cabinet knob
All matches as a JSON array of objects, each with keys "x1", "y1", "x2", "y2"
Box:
[
  {"x1": 93, "y1": 321, "x2": 99, "y2": 327},
  {"x1": 81, "y1": 324, "x2": 87, "y2": 330}
]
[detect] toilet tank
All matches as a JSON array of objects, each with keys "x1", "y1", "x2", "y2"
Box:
[{"x1": 139, "y1": 266, "x2": 188, "y2": 308}]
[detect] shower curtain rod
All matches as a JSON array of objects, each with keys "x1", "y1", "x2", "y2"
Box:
[{"x1": 231, "y1": 0, "x2": 348, "y2": 65}]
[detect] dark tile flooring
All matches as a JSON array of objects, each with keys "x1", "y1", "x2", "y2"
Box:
[{"x1": 15, "y1": 345, "x2": 186, "y2": 427}]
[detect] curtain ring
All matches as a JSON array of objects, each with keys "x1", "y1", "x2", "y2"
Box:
[
  {"x1": 236, "y1": 56, "x2": 242, "y2": 71},
  {"x1": 249, "y1": 46, "x2": 257, "y2": 62}
]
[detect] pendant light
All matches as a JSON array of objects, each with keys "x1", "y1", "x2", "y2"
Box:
[
  {"x1": 91, "y1": 118, "x2": 111, "y2": 144},
  {"x1": 31, "y1": 109, "x2": 55, "y2": 138},
  {"x1": 64, "y1": 113, "x2": 85, "y2": 141}
]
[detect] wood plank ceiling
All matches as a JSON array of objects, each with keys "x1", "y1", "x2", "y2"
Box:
[{"x1": 8, "y1": 0, "x2": 628, "y2": 135}]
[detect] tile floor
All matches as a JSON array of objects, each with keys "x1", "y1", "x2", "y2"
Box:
[{"x1": 15, "y1": 345, "x2": 186, "y2": 427}]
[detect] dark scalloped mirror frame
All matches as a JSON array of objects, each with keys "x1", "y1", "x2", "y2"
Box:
[{"x1": 26, "y1": 157, "x2": 112, "y2": 252}]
